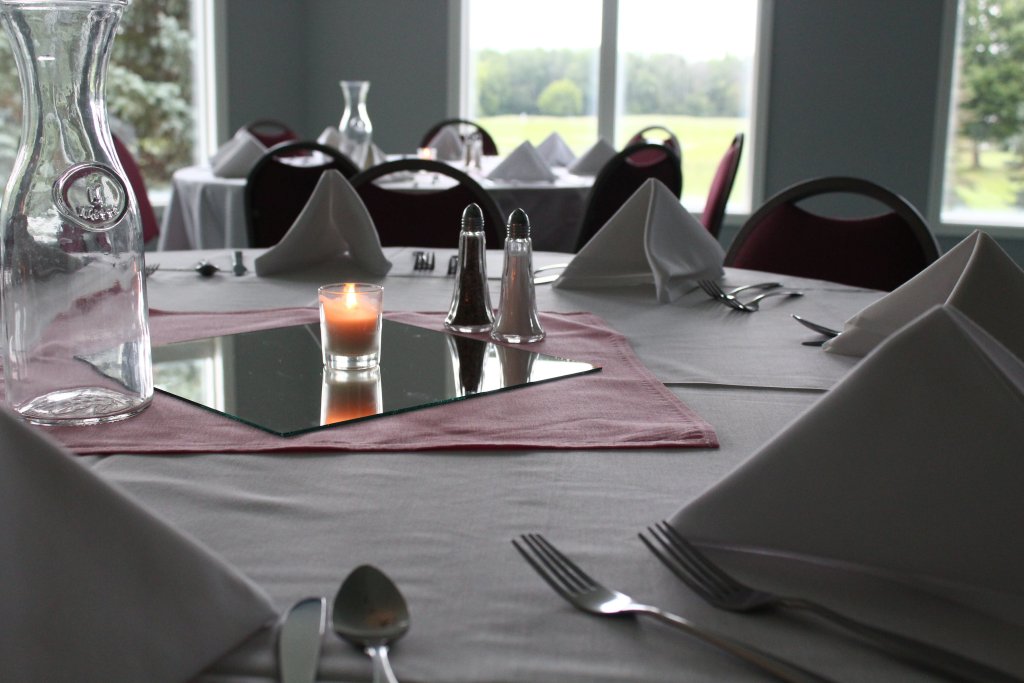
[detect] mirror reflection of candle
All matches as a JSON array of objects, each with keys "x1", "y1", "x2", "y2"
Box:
[{"x1": 320, "y1": 367, "x2": 382, "y2": 425}]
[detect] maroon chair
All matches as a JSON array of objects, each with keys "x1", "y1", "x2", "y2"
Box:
[
  {"x1": 574, "y1": 143, "x2": 683, "y2": 252},
  {"x1": 626, "y1": 125, "x2": 682, "y2": 165},
  {"x1": 244, "y1": 119, "x2": 299, "y2": 149},
  {"x1": 244, "y1": 141, "x2": 360, "y2": 248},
  {"x1": 420, "y1": 118, "x2": 499, "y2": 156},
  {"x1": 350, "y1": 158, "x2": 504, "y2": 248},
  {"x1": 111, "y1": 134, "x2": 159, "y2": 244},
  {"x1": 725, "y1": 176, "x2": 939, "y2": 291},
  {"x1": 701, "y1": 132, "x2": 744, "y2": 238}
]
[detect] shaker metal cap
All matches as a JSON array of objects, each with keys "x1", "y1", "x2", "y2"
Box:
[
  {"x1": 506, "y1": 208, "x2": 530, "y2": 239},
  {"x1": 461, "y1": 202, "x2": 484, "y2": 233}
]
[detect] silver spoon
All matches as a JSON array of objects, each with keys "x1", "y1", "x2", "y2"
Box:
[
  {"x1": 791, "y1": 314, "x2": 841, "y2": 337},
  {"x1": 332, "y1": 565, "x2": 410, "y2": 683}
]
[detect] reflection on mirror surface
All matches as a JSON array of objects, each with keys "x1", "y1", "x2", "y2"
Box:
[{"x1": 136, "y1": 320, "x2": 598, "y2": 436}]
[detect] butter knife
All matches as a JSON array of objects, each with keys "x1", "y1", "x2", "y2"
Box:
[{"x1": 278, "y1": 596, "x2": 327, "y2": 683}]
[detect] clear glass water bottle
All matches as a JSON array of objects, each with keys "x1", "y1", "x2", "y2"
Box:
[
  {"x1": 338, "y1": 80, "x2": 373, "y2": 169},
  {"x1": 0, "y1": 0, "x2": 153, "y2": 425},
  {"x1": 492, "y1": 209, "x2": 545, "y2": 344}
]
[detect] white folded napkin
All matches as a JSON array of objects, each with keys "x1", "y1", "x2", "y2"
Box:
[
  {"x1": 554, "y1": 178, "x2": 724, "y2": 303},
  {"x1": 427, "y1": 125, "x2": 465, "y2": 161},
  {"x1": 568, "y1": 138, "x2": 616, "y2": 176},
  {"x1": 209, "y1": 127, "x2": 268, "y2": 178},
  {"x1": 254, "y1": 170, "x2": 392, "y2": 277},
  {"x1": 537, "y1": 132, "x2": 576, "y2": 167},
  {"x1": 671, "y1": 304, "x2": 1024, "y2": 621},
  {"x1": 825, "y1": 230, "x2": 1024, "y2": 359},
  {"x1": 317, "y1": 125, "x2": 342, "y2": 149},
  {"x1": 486, "y1": 140, "x2": 556, "y2": 182},
  {"x1": 0, "y1": 407, "x2": 277, "y2": 683}
]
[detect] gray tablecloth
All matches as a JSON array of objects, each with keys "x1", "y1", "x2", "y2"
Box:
[{"x1": 77, "y1": 249, "x2": 1020, "y2": 682}]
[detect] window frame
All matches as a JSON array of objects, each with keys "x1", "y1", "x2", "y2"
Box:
[{"x1": 449, "y1": 0, "x2": 773, "y2": 221}]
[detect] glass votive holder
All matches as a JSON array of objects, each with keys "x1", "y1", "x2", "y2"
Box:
[
  {"x1": 416, "y1": 146, "x2": 437, "y2": 160},
  {"x1": 318, "y1": 282, "x2": 383, "y2": 371},
  {"x1": 320, "y1": 367, "x2": 382, "y2": 425}
]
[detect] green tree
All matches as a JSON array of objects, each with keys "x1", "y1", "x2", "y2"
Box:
[
  {"x1": 958, "y1": 0, "x2": 1024, "y2": 168},
  {"x1": 537, "y1": 79, "x2": 583, "y2": 116}
]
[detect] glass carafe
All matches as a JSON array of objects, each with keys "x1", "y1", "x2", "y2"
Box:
[
  {"x1": 338, "y1": 80, "x2": 373, "y2": 169},
  {"x1": 0, "y1": 0, "x2": 153, "y2": 425}
]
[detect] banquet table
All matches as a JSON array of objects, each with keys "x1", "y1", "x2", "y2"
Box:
[
  {"x1": 156, "y1": 159, "x2": 593, "y2": 253},
  {"x1": 67, "y1": 247, "x2": 1022, "y2": 682}
]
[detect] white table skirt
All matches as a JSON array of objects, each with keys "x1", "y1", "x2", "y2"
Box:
[
  {"x1": 79, "y1": 249, "x2": 1022, "y2": 682},
  {"x1": 157, "y1": 163, "x2": 592, "y2": 253}
]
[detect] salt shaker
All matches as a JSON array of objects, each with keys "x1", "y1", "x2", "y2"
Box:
[
  {"x1": 445, "y1": 203, "x2": 495, "y2": 333},
  {"x1": 492, "y1": 208, "x2": 545, "y2": 343}
]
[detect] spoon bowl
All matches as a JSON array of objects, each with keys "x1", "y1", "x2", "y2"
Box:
[{"x1": 332, "y1": 564, "x2": 410, "y2": 683}]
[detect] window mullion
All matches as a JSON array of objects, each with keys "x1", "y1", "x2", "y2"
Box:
[{"x1": 597, "y1": 0, "x2": 618, "y2": 143}]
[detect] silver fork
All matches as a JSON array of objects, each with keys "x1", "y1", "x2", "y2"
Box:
[
  {"x1": 412, "y1": 251, "x2": 436, "y2": 271},
  {"x1": 640, "y1": 522, "x2": 1021, "y2": 683},
  {"x1": 512, "y1": 533, "x2": 833, "y2": 683},
  {"x1": 699, "y1": 280, "x2": 802, "y2": 312}
]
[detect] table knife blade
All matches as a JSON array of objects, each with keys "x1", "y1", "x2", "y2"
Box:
[{"x1": 278, "y1": 596, "x2": 327, "y2": 683}]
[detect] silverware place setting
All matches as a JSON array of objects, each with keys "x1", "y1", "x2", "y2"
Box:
[
  {"x1": 513, "y1": 533, "x2": 833, "y2": 683},
  {"x1": 146, "y1": 251, "x2": 248, "y2": 278},
  {"x1": 278, "y1": 597, "x2": 326, "y2": 683},
  {"x1": 412, "y1": 250, "x2": 436, "y2": 272},
  {"x1": 640, "y1": 522, "x2": 1021, "y2": 683},
  {"x1": 792, "y1": 314, "x2": 842, "y2": 346},
  {"x1": 699, "y1": 279, "x2": 803, "y2": 312},
  {"x1": 332, "y1": 564, "x2": 410, "y2": 683}
]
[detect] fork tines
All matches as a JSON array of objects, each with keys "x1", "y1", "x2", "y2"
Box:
[
  {"x1": 639, "y1": 522, "x2": 734, "y2": 599},
  {"x1": 513, "y1": 533, "x2": 596, "y2": 602},
  {"x1": 412, "y1": 250, "x2": 437, "y2": 271}
]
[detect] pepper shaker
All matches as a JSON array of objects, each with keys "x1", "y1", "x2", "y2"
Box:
[
  {"x1": 445, "y1": 203, "x2": 494, "y2": 333},
  {"x1": 492, "y1": 208, "x2": 545, "y2": 344}
]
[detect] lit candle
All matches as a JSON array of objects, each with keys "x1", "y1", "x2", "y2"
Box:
[{"x1": 318, "y1": 282, "x2": 383, "y2": 370}]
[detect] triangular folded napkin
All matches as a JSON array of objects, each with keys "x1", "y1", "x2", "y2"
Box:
[
  {"x1": 554, "y1": 178, "x2": 724, "y2": 303},
  {"x1": 209, "y1": 127, "x2": 268, "y2": 178},
  {"x1": 254, "y1": 170, "x2": 392, "y2": 277},
  {"x1": 487, "y1": 140, "x2": 556, "y2": 182},
  {"x1": 671, "y1": 305, "x2": 1024, "y2": 620},
  {"x1": 427, "y1": 125, "x2": 465, "y2": 161},
  {"x1": 0, "y1": 407, "x2": 277, "y2": 683},
  {"x1": 537, "y1": 132, "x2": 577, "y2": 167},
  {"x1": 568, "y1": 138, "x2": 616, "y2": 176},
  {"x1": 826, "y1": 230, "x2": 1024, "y2": 359}
]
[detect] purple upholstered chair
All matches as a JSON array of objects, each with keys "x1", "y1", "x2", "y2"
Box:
[
  {"x1": 420, "y1": 119, "x2": 499, "y2": 156},
  {"x1": 244, "y1": 119, "x2": 300, "y2": 149},
  {"x1": 701, "y1": 133, "x2": 744, "y2": 238},
  {"x1": 725, "y1": 176, "x2": 939, "y2": 291},
  {"x1": 112, "y1": 134, "x2": 159, "y2": 245}
]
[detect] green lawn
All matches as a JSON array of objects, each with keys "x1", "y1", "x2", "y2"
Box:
[
  {"x1": 478, "y1": 114, "x2": 749, "y2": 210},
  {"x1": 948, "y1": 139, "x2": 1024, "y2": 210}
]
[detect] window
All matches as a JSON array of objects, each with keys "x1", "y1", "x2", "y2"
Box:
[
  {"x1": 0, "y1": 0, "x2": 212, "y2": 196},
  {"x1": 462, "y1": 0, "x2": 760, "y2": 213},
  {"x1": 942, "y1": 0, "x2": 1024, "y2": 228}
]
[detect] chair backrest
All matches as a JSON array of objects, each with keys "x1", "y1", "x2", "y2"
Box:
[
  {"x1": 419, "y1": 118, "x2": 499, "y2": 156},
  {"x1": 244, "y1": 141, "x2": 361, "y2": 248},
  {"x1": 626, "y1": 125, "x2": 682, "y2": 161},
  {"x1": 574, "y1": 143, "x2": 683, "y2": 252},
  {"x1": 244, "y1": 119, "x2": 299, "y2": 149},
  {"x1": 701, "y1": 132, "x2": 745, "y2": 238},
  {"x1": 349, "y1": 158, "x2": 505, "y2": 248},
  {"x1": 111, "y1": 134, "x2": 159, "y2": 244},
  {"x1": 725, "y1": 176, "x2": 940, "y2": 291}
]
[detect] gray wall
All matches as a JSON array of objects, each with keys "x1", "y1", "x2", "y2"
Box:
[{"x1": 220, "y1": 0, "x2": 1024, "y2": 262}]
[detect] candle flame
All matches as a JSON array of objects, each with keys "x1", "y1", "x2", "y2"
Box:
[{"x1": 343, "y1": 282, "x2": 359, "y2": 309}]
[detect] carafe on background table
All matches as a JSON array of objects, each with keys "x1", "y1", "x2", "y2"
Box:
[
  {"x1": 338, "y1": 80, "x2": 373, "y2": 169},
  {"x1": 0, "y1": 0, "x2": 153, "y2": 425}
]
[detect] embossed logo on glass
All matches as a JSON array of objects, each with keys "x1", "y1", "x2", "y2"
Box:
[{"x1": 52, "y1": 162, "x2": 129, "y2": 231}]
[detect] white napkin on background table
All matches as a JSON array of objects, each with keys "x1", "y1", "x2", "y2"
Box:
[
  {"x1": 568, "y1": 138, "x2": 616, "y2": 176},
  {"x1": 427, "y1": 125, "x2": 464, "y2": 161},
  {"x1": 254, "y1": 170, "x2": 392, "y2": 277},
  {"x1": 671, "y1": 304, "x2": 1024, "y2": 621},
  {"x1": 826, "y1": 230, "x2": 1024, "y2": 359},
  {"x1": 486, "y1": 140, "x2": 557, "y2": 182},
  {"x1": 554, "y1": 178, "x2": 724, "y2": 302},
  {"x1": 537, "y1": 132, "x2": 577, "y2": 167},
  {"x1": 0, "y1": 407, "x2": 277, "y2": 683},
  {"x1": 209, "y1": 127, "x2": 267, "y2": 178}
]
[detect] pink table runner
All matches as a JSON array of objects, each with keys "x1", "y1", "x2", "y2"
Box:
[{"x1": 28, "y1": 308, "x2": 718, "y2": 454}]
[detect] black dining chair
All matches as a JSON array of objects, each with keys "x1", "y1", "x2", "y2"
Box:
[
  {"x1": 349, "y1": 158, "x2": 504, "y2": 248},
  {"x1": 574, "y1": 143, "x2": 683, "y2": 252},
  {"x1": 725, "y1": 176, "x2": 940, "y2": 291},
  {"x1": 244, "y1": 141, "x2": 360, "y2": 248},
  {"x1": 244, "y1": 119, "x2": 300, "y2": 149},
  {"x1": 420, "y1": 118, "x2": 499, "y2": 156},
  {"x1": 626, "y1": 125, "x2": 682, "y2": 163}
]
